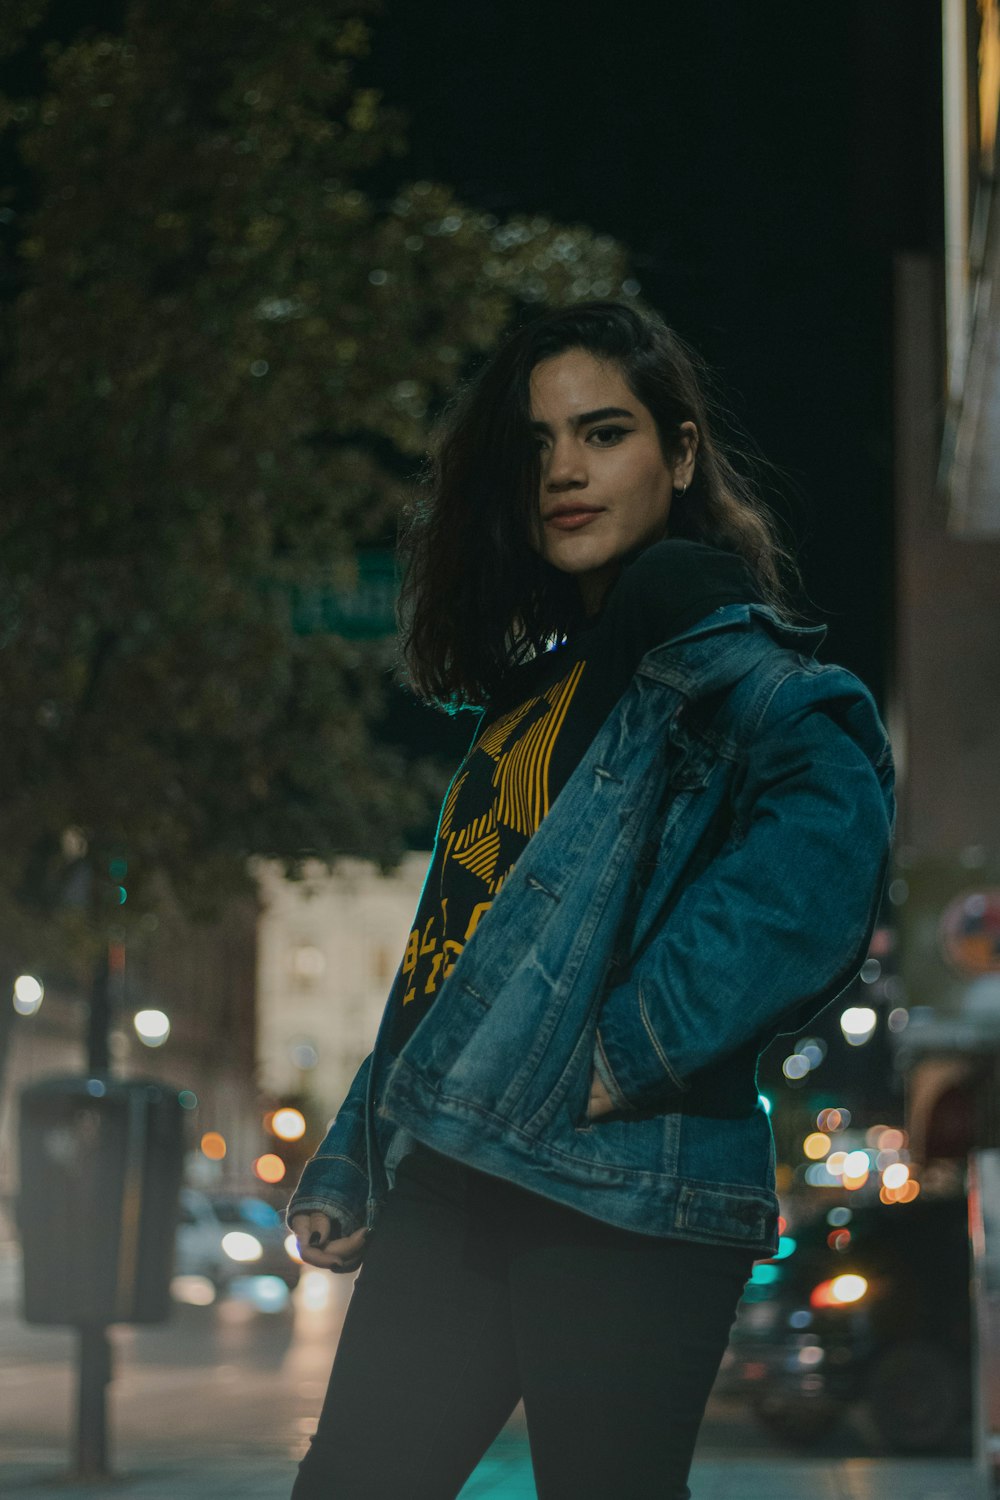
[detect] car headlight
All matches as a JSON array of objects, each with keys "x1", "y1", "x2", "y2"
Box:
[
  {"x1": 221, "y1": 1231, "x2": 263, "y2": 1263},
  {"x1": 809, "y1": 1273, "x2": 868, "y2": 1309}
]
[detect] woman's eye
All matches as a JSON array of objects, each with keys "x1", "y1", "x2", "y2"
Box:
[{"x1": 533, "y1": 426, "x2": 629, "y2": 454}]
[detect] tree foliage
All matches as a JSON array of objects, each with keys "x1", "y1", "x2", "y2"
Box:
[{"x1": 0, "y1": 0, "x2": 635, "y2": 976}]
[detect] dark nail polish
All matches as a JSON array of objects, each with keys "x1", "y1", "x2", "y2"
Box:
[{"x1": 309, "y1": 1230, "x2": 322, "y2": 1246}]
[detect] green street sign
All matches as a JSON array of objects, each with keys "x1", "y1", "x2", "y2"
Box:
[{"x1": 282, "y1": 551, "x2": 398, "y2": 639}]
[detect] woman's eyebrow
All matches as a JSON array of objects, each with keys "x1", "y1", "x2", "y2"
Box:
[{"x1": 529, "y1": 405, "x2": 636, "y2": 433}]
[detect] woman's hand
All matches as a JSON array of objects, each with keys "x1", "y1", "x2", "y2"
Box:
[
  {"x1": 290, "y1": 1212, "x2": 368, "y2": 1272},
  {"x1": 587, "y1": 1072, "x2": 615, "y2": 1120}
]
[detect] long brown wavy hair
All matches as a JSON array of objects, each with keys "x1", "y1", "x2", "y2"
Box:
[{"x1": 397, "y1": 300, "x2": 799, "y2": 711}]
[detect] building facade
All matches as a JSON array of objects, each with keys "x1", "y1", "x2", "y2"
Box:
[{"x1": 254, "y1": 853, "x2": 430, "y2": 1124}]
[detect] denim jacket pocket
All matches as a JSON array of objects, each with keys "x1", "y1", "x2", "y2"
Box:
[{"x1": 572, "y1": 1104, "x2": 683, "y2": 1179}]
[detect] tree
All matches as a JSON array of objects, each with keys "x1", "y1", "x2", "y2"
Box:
[{"x1": 0, "y1": 0, "x2": 634, "y2": 1001}]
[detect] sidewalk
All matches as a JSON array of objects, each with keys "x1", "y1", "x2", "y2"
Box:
[{"x1": 0, "y1": 1439, "x2": 983, "y2": 1499}]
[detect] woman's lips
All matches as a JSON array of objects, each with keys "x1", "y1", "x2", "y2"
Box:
[{"x1": 545, "y1": 508, "x2": 604, "y2": 531}]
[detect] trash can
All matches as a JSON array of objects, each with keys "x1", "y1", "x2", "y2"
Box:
[{"x1": 17, "y1": 1075, "x2": 185, "y2": 1325}]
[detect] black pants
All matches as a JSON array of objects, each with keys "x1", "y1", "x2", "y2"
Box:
[{"x1": 291, "y1": 1145, "x2": 754, "y2": 1500}]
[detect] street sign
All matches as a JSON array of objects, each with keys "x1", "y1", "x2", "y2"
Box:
[{"x1": 282, "y1": 550, "x2": 398, "y2": 638}]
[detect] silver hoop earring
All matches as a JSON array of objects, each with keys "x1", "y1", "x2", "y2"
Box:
[{"x1": 673, "y1": 482, "x2": 688, "y2": 498}]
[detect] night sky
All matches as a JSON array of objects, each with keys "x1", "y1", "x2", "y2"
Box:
[{"x1": 369, "y1": 0, "x2": 944, "y2": 712}]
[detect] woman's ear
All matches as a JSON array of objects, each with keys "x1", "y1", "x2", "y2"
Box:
[{"x1": 674, "y1": 421, "x2": 699, "y2": 489}]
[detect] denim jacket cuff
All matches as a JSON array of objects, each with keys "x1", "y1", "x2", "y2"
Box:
[
  {"x1": 285, "y1": 1152, "x2": 368, "y2": 1236},
  {"x1": 284, "y1": 1194, "x2": 364, "y2": 1238},
  {"x1": 596, "y1": 977, "x2": 689, "y2": 1111}
]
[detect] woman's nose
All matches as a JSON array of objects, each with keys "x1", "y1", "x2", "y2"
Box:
[{"x1": 544, "y1": 441, "x2": 588, "y2": 490}]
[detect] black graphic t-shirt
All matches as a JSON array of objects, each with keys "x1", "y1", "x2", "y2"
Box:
[{"x1": 386, "y1": 539, "x2": 760, "y2": 1053}]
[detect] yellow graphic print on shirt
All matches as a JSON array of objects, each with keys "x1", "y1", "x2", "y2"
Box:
[{"x1": 401, "y1": 658, "x2": 586, "y2": 1005}]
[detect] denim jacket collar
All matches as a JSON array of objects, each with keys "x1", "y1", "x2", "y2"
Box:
[{"x1": 634, "y1": 603, "x2": 827, "y2": 696}]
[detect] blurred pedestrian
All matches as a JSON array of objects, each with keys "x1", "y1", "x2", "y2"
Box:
[{"x1": 287, "y1": 300, "x2": 894, "y2": 1499}]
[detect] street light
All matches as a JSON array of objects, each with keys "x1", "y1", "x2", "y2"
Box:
[
  {"x1": 13, "y1": 975, "x2": 44, "y2": 1016},
  {"x1": 133, "y1": 1010, "x2": 170, "y2": 1047}
]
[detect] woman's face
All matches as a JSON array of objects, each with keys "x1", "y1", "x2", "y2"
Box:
[{"x1": 529, "y1": 348, "x2": 697, "y2": 614}]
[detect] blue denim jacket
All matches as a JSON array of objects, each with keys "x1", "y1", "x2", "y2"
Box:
[{"x1": 288, "y1": 604, "x2": 895, "y2": 1258}]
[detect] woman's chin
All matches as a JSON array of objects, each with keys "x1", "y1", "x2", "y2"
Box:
[{"x1": 542, "y1": 540, "x2": 620, "y2": 577}]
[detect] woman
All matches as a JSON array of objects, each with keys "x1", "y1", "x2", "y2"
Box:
[{"x1": 287, "y1": 301, "x2": 895, "y2": 1499}]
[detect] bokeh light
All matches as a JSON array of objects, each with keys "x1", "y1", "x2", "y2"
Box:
[
  {"x1": 797, "y1": 1037, "x2": 827, "y2": 1068},
  {"x1": 254, "y1": 1153, "x2": 286, "y2": 1184},
  {"x1": 782, "y1": 1053, "x2": 810, "y2": 1080},
  {"x1": 290, "y1": 1040, "x2": 319, "y2": 1070},
  {"x1": 229, "y1": 1275, "x2": 290, "y2": 1314},
  {"x1": 200, "y1": 1131, "x2": 227, "y2": 1160},
  {"x1": 134, "y1": 1008, "x2": 170, "y2": 1046},
  {"x1": 171, "y1": 1274, "x2": 216, "y2": 1307},
  {"x1": 301, "y1": 1269, "x2": 332, "y2": 1310},
  {"x1": 221, "y1": 1231, "x2": 263, "y2": 1263},
  {"x1": 840, "y1": 1006, "x2": 877, "y2": 1045},
  {"x1": 831, "y1": 1274, "x2": 867, "y2": 1302},
  {"x1": 842, "y1": 1150, "x2": 871, "y2": 1190},
  {"x1": 810, "y1": 1273, "x2": 868, "y2": 1309},
  {"x1": 270, "y1": 1107, "x2": 306, "y2": 1142},
  {"x1": 804, "y1": 1162, "x2": 839, "y2": 1186},
  {"x1": 13, "y1": 974, "x2": 44, "y2": 1016}
]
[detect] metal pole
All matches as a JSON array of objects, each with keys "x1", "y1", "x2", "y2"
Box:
[
  {"x1": 75, "y1": 944, "x2": 113, "y2": 1478},
  {"x1": 87, "y1": 945, "x2": 110, "y2": 1076},
  {"x1": 0, "y1": 982, "x2": 13, "y2": 1112},
  {"x1": 74, "y1": 1322, "x2": 112, "y2": 1480}
]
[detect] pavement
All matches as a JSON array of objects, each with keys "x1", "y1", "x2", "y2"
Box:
[{"x1": 0, "y1": 1441, "x2": 984, "y2": 1500}]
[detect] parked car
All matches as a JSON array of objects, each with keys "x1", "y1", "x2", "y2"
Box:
[
  {"x1": 174, "y1": 1188, "x2": 301, "y2": 1295},
  {"x1": 721, "y1": 1194, "x2": 971, "y2": 1453}
]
